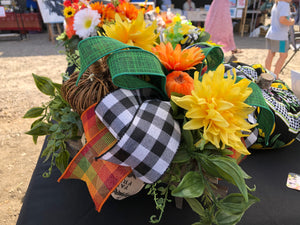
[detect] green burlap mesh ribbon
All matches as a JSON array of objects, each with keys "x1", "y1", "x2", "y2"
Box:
[
  {"x1": 188, "y1": 42, "x2": 224, "y2": 72},
  {"x1": 76, "y1": 36, "x2": 167, "y2": 98},
  {"x1": 107, "y1": 49, "x2": 166, "y2": 94}
]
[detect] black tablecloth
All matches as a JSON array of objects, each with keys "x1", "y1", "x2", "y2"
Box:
[{"x1": 17, "y1": 139, "x2": 300, "y2": 225}]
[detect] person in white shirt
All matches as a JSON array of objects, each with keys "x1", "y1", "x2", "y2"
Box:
[
  {"x1": 183, "y1": 0, "x2": 196, "y2": 11},
  {"x1": 265, "y1": 0, "x2": 295, "y2": 78}
]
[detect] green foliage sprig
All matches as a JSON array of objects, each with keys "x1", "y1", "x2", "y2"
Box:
[
  {"x1": 24, "y1": 74, "x2": 83, "y2": 177},
  {"x1": 146, "y1": 99, "x2": 259, "y2": 225}
]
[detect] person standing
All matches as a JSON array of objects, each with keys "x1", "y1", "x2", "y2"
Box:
[
  {"x1": 265, "y1": 0, "x2": 295, "y2": 78},
  {"x1": 183, "y1": 0, "x2": 196, "y2": 11},
  {"x1": 204, "y1": 0, "x2": 239, "y2": 55}
]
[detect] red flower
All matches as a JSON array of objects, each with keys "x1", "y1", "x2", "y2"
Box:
[
  {"x1": 63, "y1": 0, "x2": 72, "y2": 7},
  {"x1": 65, "y1": 17, "x2": 75, "y2": 39}
]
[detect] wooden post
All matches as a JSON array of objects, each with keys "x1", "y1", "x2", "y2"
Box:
[
  {"x1": 47, "y1": 23, "x2": 62, "y2": 44},
  {"x1": 256, "y1": 73, "x2": 275, "y2": 89},
  {"x1": 47, "y1": 23, "x2": 55, "y2": 43},
  {"x1": 239, "y1": 0, "x2": 248, "y2": 37}
]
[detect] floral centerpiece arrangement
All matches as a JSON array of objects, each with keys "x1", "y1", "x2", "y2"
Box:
[{"x1": 23, "y1": 1, "x2": 266, "y2": 224}]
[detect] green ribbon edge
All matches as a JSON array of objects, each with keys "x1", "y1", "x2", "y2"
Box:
[
  {"x1": 189, "y1": 42, "x2": 224, "y2": 73},
  {"x1": 107, "y1": 49, "x2": 167, "y2": 99},
  {"x1": 76, "y1": 36, "x2": 140, "y2": 85},
  {"x1": 237, "y1": 77, "x2": 274, "y2": 145}
]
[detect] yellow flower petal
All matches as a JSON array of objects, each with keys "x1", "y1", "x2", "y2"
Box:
[
  {"x1": 172, "y1": 64, "x2": 256, "y2": 155},
  {"x1": 103, "y1": 12, "x2": 158, "y2": 51}
]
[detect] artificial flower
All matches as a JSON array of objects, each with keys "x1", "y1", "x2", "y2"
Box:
[
  {"x1": 166, "y1": 71, "x2": 194, "y2": 98},
  {"x1": 64, "y1": 6, "x2": 76, "y2": 18},
  {"x1": 152, "y1": 42, "x2": 205, "y2": 71},
  {"x1": 63, "y1": 0, "x2": 72, "y2": 7},
  {"x1": 73, "y1": 8, "x2": 101, "y2": 39},
  {"x1": 171, "y1": 64, "x2": 256, "y2": 155},
  {"x1": 65, "y1": 17, "x2": 76, "y2": 39},
  {"x1": 155, "y1": 6, "x2": 160, "y2": 14},
  {"x1": 90, "y1": 1, "x2": 115, "y2": 25},
  {"x1": 89, "y1": 1, "x2": 105, "y2": 14},
  {"x1": 103, "y1": 12, "x2": 159, "y2": 51},
  {"x1": 116, "y1": 1, "x2": 139, "y2": 20}
]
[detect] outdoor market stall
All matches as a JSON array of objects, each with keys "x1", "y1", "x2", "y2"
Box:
[{"x1": 17, "y1": 1, "x2": 300, "y2": 225}]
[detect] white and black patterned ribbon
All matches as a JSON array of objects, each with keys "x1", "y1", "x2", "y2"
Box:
[{"x1": 95, "y1": 88, "x2": 181, "y2": 183}]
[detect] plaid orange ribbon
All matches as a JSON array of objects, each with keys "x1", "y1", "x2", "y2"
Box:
[{"x1": 58, "y1": 104, "x2": 132, "y2": 212}]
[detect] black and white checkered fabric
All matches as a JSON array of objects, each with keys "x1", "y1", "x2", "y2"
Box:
[
  {"x1": 243, "y1": 110, "x2": 259, "y2": 148},
  {"x1": 95, "y1": 88, "x2": 181, "y2": 183}
]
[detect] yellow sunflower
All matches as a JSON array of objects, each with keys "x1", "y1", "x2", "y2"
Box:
[
  {"x1": 64, "y1": 6, "x2": 76, "y2": 18},
  {"x1": 103, "y1": 12, "x2": 159, "y2": 52},
  {"x1": 171, "y1": 64, "x2": 256, "y2": 155}
]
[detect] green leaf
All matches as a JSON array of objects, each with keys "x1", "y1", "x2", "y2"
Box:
[
  {"x1": 204, "y1": 155, "x2": 249, "y2": 202},
  {"x1": 182, "y1": 118, "x2": 194, "y2": 149},
  {"x1": 49, "y1": 123, "x2": 59, "y2": 132},
  {"x1": 31, "y1": 118, "x2": 44, "y2": 129},
  {"x1": 197, "y1": 153, "x2": 220, "y2": 178},
  {"x1": 185, "y1": 198, "x2": 206, "y2": 217},
  {"x1": 170, "y1": 100, "x2": 178, "y2": 116},
  {"x1": 215, "y1": 194, "x2": 259, "y2": 225},
  {"x1": 41, "y1": 144, "x2": 55, "y2": 162},
  {"x1": 52, "y1": 82, "x2": 62, "y2": 92},
  {"x1": 55, "y1": 150, "x2": 70, "y2": 173},
  {"x1": 61, "y1": 113, "x2": 77, "y2": 123},
  {"x1": 198, "y1": 31, "x2": 211, "y2": 42},
  {"x1": 32, "y1": 74, "x2": 55, "y2": 96},
  {"x1": 32, "y1": 135, "x2": 38, "y2": 144},
  {"x1": 49, "y1": 96, "x2": 64, "y2": 109},
  {"x1": 217, "y1": 193, "x2": 259, "y2": 215},
  {"x1": 54, "y1": 132, "x2": 66, "y2": 139},
  {"x1": 203, "y1": 142, "x2": 219, "y2": 150},
  {"x1": 172, "y1": 148, "x2": 191, "y2": 163},
  {"x1": 25, "y1": 122, "x2": 51, "y2": 136},
  {"x1": 215, "y1": 210, "x2": 242, "y2": 225},
  {"x1": 23, "y1": 107, "x2": 44, "y2": 118},
  {"x1": 171, "y1": 171, "x2": 205, "y2": 198}
]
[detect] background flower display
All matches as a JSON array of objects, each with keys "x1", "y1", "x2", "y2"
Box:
[{"x1": 25, "y1": 1, "x2": 300, "y2": 224}]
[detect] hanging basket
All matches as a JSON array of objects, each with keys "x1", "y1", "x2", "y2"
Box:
[{"x1": 61, "y1": 57, "x2": 117, "y2": 115}]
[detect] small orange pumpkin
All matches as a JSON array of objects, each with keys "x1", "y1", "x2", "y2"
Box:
[{"x1": 166, "y1": 71, "x2": 194, "y2": 98}]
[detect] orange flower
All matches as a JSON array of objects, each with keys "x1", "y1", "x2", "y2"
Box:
[
  {"x1": 116, "y1": 1, "x2": 139, "y2": 20},
  {"x1": 160, "y1": 12, "x2": 174, "y2": 26},
  {"x1": 90, "y1": 1, "x2": 105, "y2": 14},
  {"x1": 103, "y1": 5, "x2": 116, "y2": 21},
  {"x1": 152, "y1": 42, "x2": 205, "y2": 71},
  {"x1": 166, "y1": 71, "x2": 194, "y2": 98},
  {"x1": 65, "y1": 16, "x2": 76, "y2": 39},
  {"x1": 90, "y1": 1, "x2": 116, "y2": 26}
]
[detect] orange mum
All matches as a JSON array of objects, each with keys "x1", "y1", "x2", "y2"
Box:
[
  {"x1": 90, "y1": 1, "x2": 105, "y2": 14},
  {"x1": 166, "y1": 71, "x2": 194, "y2": 98},
  {"x1": 116, "y1": 1, "x2": 139, "y2": 20},
  {"x1": 90, "y1": 2, "x2": 116, "y2": 25},
  {"x1": 152, "y1": 42, "x2": 205, "y2": 71}
]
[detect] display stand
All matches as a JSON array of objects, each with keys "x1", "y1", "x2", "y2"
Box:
[
  {"x1": 248, "y1": 0, "x2": 262, "y2": 33},
  {"x1": 0, "y1": 3, "x2": 26, "y2": 40},
  {"x1": 36, "y1": 0, "x2": 64, "y2": 43},
  {"x1": 47, "y1": 23, "x2": 62, "y2": 43}
]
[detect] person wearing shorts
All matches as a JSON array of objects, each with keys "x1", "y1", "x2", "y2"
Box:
[{"x1": 265, "y1": 0, "x2": 295, "y2": 78}]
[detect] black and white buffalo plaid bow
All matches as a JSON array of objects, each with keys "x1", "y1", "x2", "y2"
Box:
[{"x1": 95, "y1": 88, "x2": 181, "y2": 183}]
